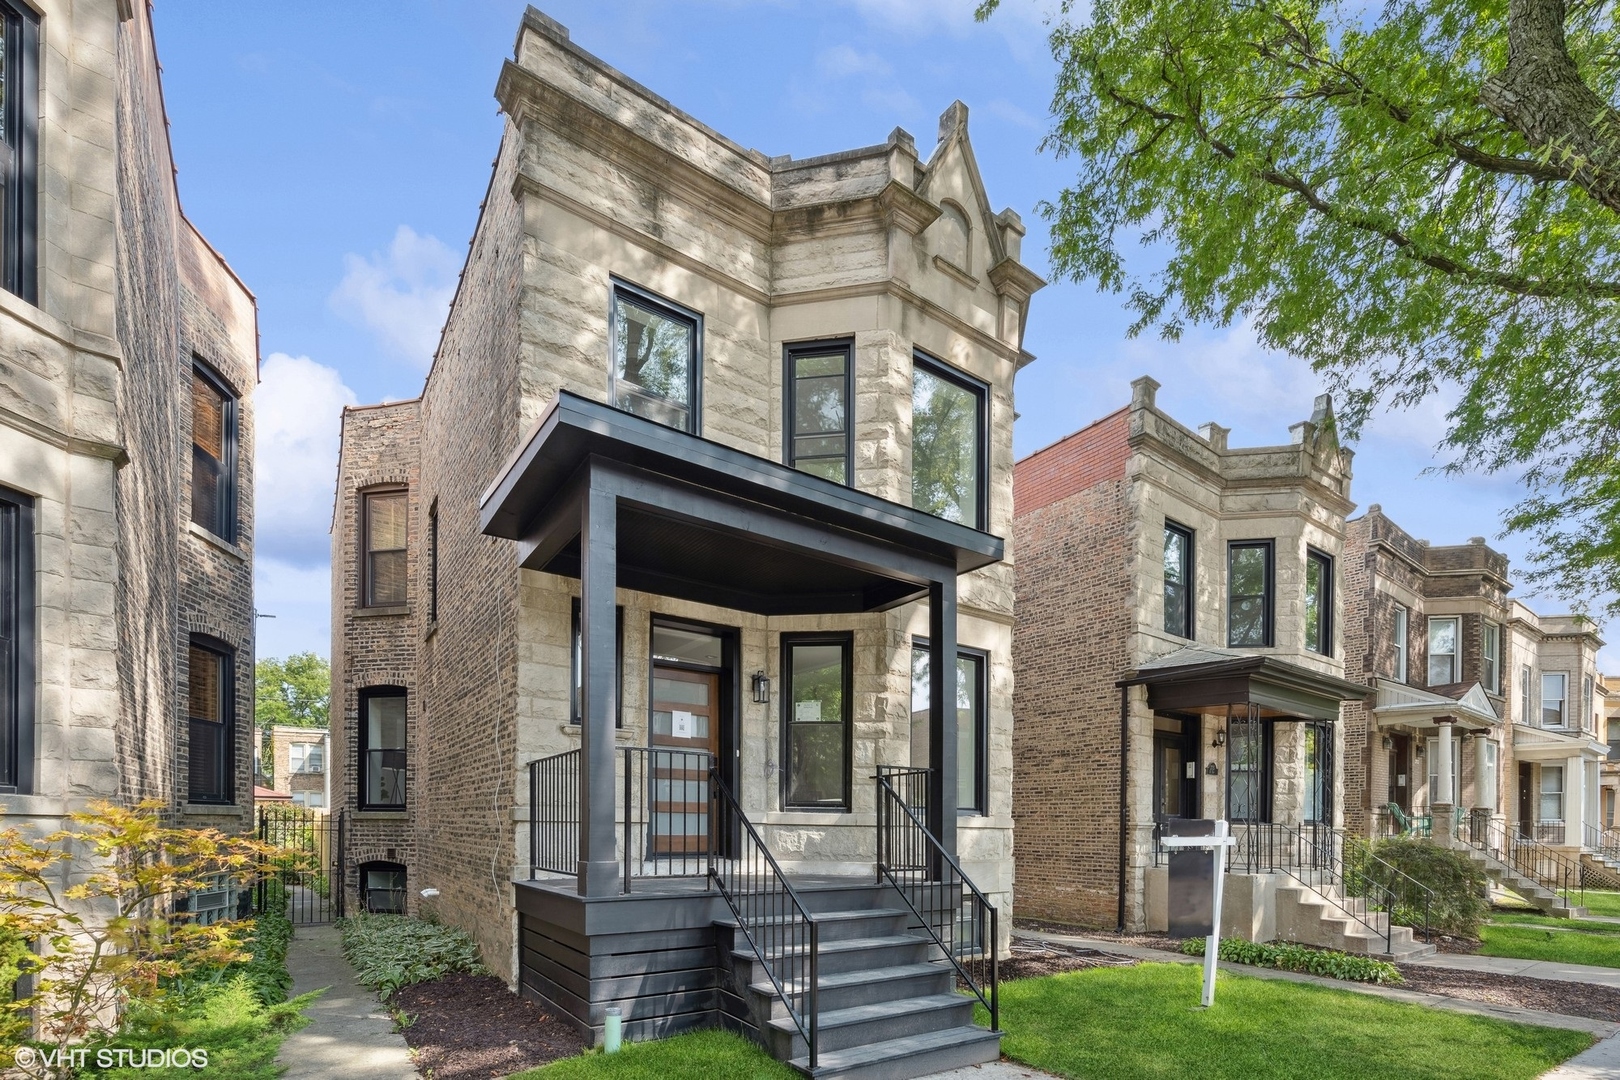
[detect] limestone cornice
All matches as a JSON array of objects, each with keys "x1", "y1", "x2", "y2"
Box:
[
  {"x1": 875, "y1": 180, "x2": 941, "y2": 236},
  {"x1": 0, "y1": 405, "x2": 125, "y2": 465},
  {"x1": 986, "y1": 257, "x2": 1046, "y2": 302},
  {"x1": 773, "y1": 280, "x2": 1023, "y2": 367}
]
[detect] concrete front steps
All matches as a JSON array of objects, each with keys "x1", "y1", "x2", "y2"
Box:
[
  {"x1": 1275, "y1": 880, "x2": 1436, "y2": 961},
  {"x1": 1581, "y1": 851, "x2": 1620, "y2": 891},
  {"x1": 716, "y1": 881, "x2": 1000, "y2": 1080},
  {"x1": 1453, "y1": 843, "x2": 1586, "y2": 917}
]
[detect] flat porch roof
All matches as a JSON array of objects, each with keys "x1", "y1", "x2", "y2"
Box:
[{"x1": 1118, "y1": 645, "x2": 1371, "y2": 721}]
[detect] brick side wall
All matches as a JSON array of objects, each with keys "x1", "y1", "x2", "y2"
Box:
[{"x1": 1012, "y1": 408, "x2": 1130, "y2": 517}]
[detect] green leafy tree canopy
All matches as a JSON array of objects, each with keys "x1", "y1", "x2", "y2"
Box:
[
  {"x1": 981, "y1": 0, "x2": 1620, "y2": 610},
  {"x1": 255, "y1": 652, "x2": 330, "y2": 730}
]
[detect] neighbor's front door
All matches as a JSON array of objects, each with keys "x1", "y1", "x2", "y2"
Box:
[
  {"x1": 1518, "y1": 763, "x2": 1534, "y2": 838},
  {"x1": 650, "y1": 665, "x2": 720, "y2": 855},
  {"x1": 1387, "y1": 734, "x2": 1410, "y2": 813}
]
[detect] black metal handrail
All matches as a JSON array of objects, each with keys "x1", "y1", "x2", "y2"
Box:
[
  {"x1": 528, "y1": 749, "x2": 580, "y2": 876},
  {"x1": 622, "y1": 746, "x2": 712, "y2": 891},
  {"x1": 708, "y1": 767, "x2": 821, "y2": 1069},
  {"x1": 1459, "y1": 814, "x2": 1585, "y2": 908},
  {"x1": 875, "y1": 771, "x2": 999, "y2": 1031},
  {"x1": 1585, "y1": 823, "x2": 1620, "y2": 863}
]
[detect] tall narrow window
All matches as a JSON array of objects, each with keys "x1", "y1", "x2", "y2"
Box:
[
  {"x1": 1227, "y1": 541, "x2": 1274, "y2": 647},
  {"x1": 1482, "y1": 621, "x2": 1501, "y2": 693},
  {"x1": 359, "y1": 688, "x2": 407, "y2": 810},
  {"x1": 190, "y1": 363, "x2": 238, "y2": 541},
  {"x1": 1521, "y1": 665, "x2": 1534, "y2": 725},
  {"x1": 427, "y1": 499, "x2": 439, "y2": 622},
  {"x1": 0, "y1": 485, "x2": 32, "y2": 793},
  {"x1": 1540, "y1": 765, "x2": 1564, "y2": 822},
  {"x1": 1542, "y1": 673, "x2": 1568, "y2": 728},
  {"x1": 1162, "y1": 522, "x2": 1193, "y2": 639},
  {"x1": 910, "y1": 642, "x2": 988, "y2": 814},
  {"x1": 1481, "y1": 740, "x2": 1499, "y2": 811},
  {"x1": 1585, "y1": 675, "x2": 1596, "y2": 733},
  {"x1": 911, "y1": 353, "x2": 987, "y2": 530},
  {"x1": 785, "y1": 340, "x2": 854, "y2": 484},
  {"x1": 1392, "y1": 605, "x2": 1409, "y2": 683},
  {"x1": 0, "y1": 2, "x2": 38, "y2": 303},
  {"x1": 187, "y1": 641, "x2": 233, "y2": 804},
  {"x1": 782, "y1": 635, "x2": 851, "y2": 809},
  {"x1": 1304, "y1": 549, "x2": 1333, "y2": 655},
  {"x1": 363, "y1": 490, "x2": 407, "y2": 607},
  {"x1": 1427, "y1": 617, "x2": 1459, "y2": 685},
  {"x1": 610, "y1": 282, "x2": 700, "y2": 433},
  {"x1": 1226, "y1": 718, "x2": 1270, "y2": 822},
  {"x1": 569, "y1": 599, "x2": 624, "y2": 729},
  {"x1": 1303, "y1": 723, "x2": 1332, "y2": 824}
]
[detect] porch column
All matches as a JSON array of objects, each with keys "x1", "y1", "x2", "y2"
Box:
[
  {"x1": 928, "y1": 573, "x2": 959, "y2": 864},
  {"x1": 1474, "y1": 734, "x2": 1493, "y2": 812},
  {"x1": 1567, "y1": 755, "x2": 1586, "y2": 849},
  {"x1": 1433, "y1": 719, "x2": 1455, "y2": 843},
  {"x1": 578, "y1": 477, "x2": 620, "y2": 896}
]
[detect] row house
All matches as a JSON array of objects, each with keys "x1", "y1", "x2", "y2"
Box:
[
  {"x1": 1011, "y1": 379, "x2": 1372, "y2": 945},
  {"x1": 1601, "y1": 676, "x2": 1620, "y2": 834},
  {"x1": 328, "y1": 8, "x2": 1041, "y2": 1075},
  {"x1": 0, "y1": 0, "x2": 257, "y2": 845}
]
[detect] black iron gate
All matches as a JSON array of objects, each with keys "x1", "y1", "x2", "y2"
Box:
[{"x1": 257, "y1": 807, "x2": 345, "y2": 924}]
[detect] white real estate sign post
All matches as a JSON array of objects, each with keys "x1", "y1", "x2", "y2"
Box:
[{"x1": 1160, "y1": 820, "x2": 1235, "y2": 1007}]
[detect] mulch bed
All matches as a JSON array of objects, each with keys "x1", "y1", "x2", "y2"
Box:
[
  {"x1": 389, "y1": 972, "x2": 587, "y2": 1079},
  {"x1": 1000, "y1": 936, "x2": 1140, "y2": 981},
  {"x1": 1395, "y1": 963, "x2": 1620, "y2": 1023},
  {"x1": 1013, "y1": 917, "x2": 1189, "y2": 955}
]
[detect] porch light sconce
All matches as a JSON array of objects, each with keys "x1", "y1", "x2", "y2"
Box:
[
  {"x1": 1205, "y1": 763, "x2": 1220, "y2": 776},
  {"x1": 751, "y1": 670, "x2": 771, "y2": 704},
  {"x1": 1415, "y1": 742, "x2": 1425, "y2": 757},
  {"x1": 1381, "y1": 735, "x2": 1394, "y2": 751},
  {"x1": 1212, "y1": 729, "x2": 1226, "y2": 748}
]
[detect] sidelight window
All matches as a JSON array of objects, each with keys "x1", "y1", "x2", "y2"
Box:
[
  {"x1": 782, "y1": 635, "x2": 851, "y2": 809},
  {"x1": 910, "y1": 642, "x2": 988, "y2": 814}
]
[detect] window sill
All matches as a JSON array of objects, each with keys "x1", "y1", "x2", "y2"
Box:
[
  {"x1": 355, "y1": 604, "x2": 411, "y2": 619},
  {"x1": 187, "y1": 521, "x2": 246, "y2": 563},
  {"x1": 423, "y1": 620, "x2": 438, "y2": 642},
  {"x1": 932, "y1": 255, "x2": 978, "y2": 288},
  {"x1": 182, "y1": 802, "x2": 241, "y2": 816},
  {"x1": 355, "y1": 809, "x2": 408, "y2": 820}
]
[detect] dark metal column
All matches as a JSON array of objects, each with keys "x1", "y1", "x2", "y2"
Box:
[
  {"x1": 928, "y1": 573, "x2": 959, "y2": 865},
  {"x1": 578, "y1": 469, "x2": 621, "y2": 896}
]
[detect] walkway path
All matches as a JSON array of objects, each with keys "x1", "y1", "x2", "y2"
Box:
[
  {"x1": 1407, "y1": 950, "x2": 1620, "y2": 988},
  {"x1": 275, "y1": 924, "x2": 418, "y2": 1080}
]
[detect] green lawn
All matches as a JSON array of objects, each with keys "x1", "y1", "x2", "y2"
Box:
[
  {"x1": 509, "y1": 1030, "x2": 794, "y2": 1080},
  {"x1": 1492, "y1": 912, "x2": 1620, "y2": 935},
  {"x1": 987, "y1": 963, "x2": 1590, "y2": 1080},
  {"x1": 1480, "y1": 923, "x2": 1620, "y2": 968},
  {"x1": 1582, "y1": 890, "x2": 1620, "y2": 918}
]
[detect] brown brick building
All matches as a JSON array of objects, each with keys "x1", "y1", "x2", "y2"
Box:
[{"x1": 0, "y1": 2, "x2": 257, "y2": 840}]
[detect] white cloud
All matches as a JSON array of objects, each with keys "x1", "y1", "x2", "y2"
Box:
[
  {"x1": 254, "y1": 352, "x2": 358, "y2": 568},
  {"x1": 329, "y1": 225, "x2": 459, "y2": 368},
  {"x1": 820, "y1": 43, "x2": 892, "y2": 78},
  {"x1": 254, "y1": 557, "x2": 334, "y2": 662},
  {"x1": 792, "y1": 44, "x2": 918, "y2": 117}
]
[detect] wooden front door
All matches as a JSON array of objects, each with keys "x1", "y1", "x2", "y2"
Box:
[
  {"x1": 650, "y1": 666, "x2": 720, "y2": 855},
  {"x1": 1518, "y1": 763, "x2": 1534, "y2": 837},
  {"x1": 1387, "y1": 734, "x2": 1411, "y2": 812}
]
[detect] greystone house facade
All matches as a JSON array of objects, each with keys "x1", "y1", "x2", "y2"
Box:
[
  {"x1": 327, "y1": 9, "x2": 1041, "y2": 1077},
  {"x1": 0, "y1": 0, "x2": 257, "y2": 862},
  {"x1": 1009, "y1": 382, "x2": 1440, "y2": 958}
]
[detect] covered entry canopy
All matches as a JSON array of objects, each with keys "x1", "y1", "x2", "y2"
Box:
[{"x1": 1118, "y1": 645, "x2": 1371, "y2": 720}]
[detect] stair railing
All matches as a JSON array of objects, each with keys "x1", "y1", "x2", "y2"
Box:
[
  {"x1": 1458, "y1": 814, "x2": 1585, "y2": 909},
  {"x1": 707, "y1": 767, "x2": 820, "y2": 1069},
  {"x1": 528, "y1": 749, "x2": 580, "y2": 877},
  {"x1": 875, "y1": 770, "x2": 998, "y2": 1031}
]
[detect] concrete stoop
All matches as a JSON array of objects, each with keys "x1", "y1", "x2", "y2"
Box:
[
  {"x1": 1458, "y1": 845, "x2": 1587, "y2": 918},
  {"x1": 1274, "y1": 882, "x2": 1437, "y2": 961}
]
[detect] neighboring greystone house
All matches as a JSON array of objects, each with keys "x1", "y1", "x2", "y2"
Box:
[
  {"x1": 0, "y1": 0, "x2": 258, "y2": 862},
  {"x1": 1009, "y1": 380, "x2": 1431, "y2": 956},
  {"x1": 1338, "y1": 507, "x2": 1612, "y2": 908},
  {"x1": 327, "y1": 8, "x2": 1041, "y2": 1074},
  {"x1": 1601, "y1": 675, "x2": 1620, "y2": 833}
]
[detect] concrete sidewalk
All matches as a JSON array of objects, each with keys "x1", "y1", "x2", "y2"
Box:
[
  {"x1": 275, "y1": 924, "x2": 418, "y2": 1080},
  {"x1": 1407, "y1": 949, "x2": 1620, "y2": 988},
  {"x1": 1537, "y1": 1033, "x2": 1620, "y2": 1079}
]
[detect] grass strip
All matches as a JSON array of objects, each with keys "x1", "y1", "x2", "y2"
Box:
[{"x1": 509, "y1": 1029, "x2": 796, "y2": 1079}]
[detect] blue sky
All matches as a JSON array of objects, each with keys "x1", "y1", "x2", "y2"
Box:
[{"x1": 151, "y1": 0, "x2": 1607, "y2": 666}]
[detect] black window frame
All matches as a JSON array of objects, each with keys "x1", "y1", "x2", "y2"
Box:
[
  {"x1": 570, "y1": 598, "x2": 625, "y2": 729},
  {"x1": 608, "y1": 278, "x2": 703, "y2": 436},
  {"x1": 1226, "y1": 540, "x2": 1275, "y2": 648},
  {"x1": 783, "y1": 337, "x2": 855, "y2": 486},
  {"x1": 358, "y1": 686, "x2": 407, "y2": 811},
  {"x1": 427, "y1": 498, "x2": 438, "y2": 623},
  {"x1": 185, "y1": 636, "x2": 235, "y2": 805},
  {"x1": 1393, "y1": 604, "x2": 1410, "y2": 683},
  {"x1": 1482, "y1": 619, "x2": 1501, "y2": 694},
  {"x1": 910, "y1": 350, "x2": 989, "y2": 532},
  {"x1": 1303, "y1": 721, "x2": 1333, "y2": 825},
  {"x1": 780, "y1": 632, "x2": 854, "y2": 811},
  {"x1": 1304, "y1": 547, "x2": 1334, "y2": 656},
  {"x1": 189, "y1": 359, "x2": 239, "y2": 543},
  {"x1": 361, "y1": 487, "x2": 408, "y2": 608},
  {"x1": 910, "y1": 637, "x2": 989, "y2": 816},
  {"x1": 1162, "y1": 521, "x2": 1194, "y2": 639},
  {"x1": 1225, "y1": 717, "x2": 1273, "y2": 823},
  {"x1": 0, "y1": 484, "x2": 33, "y2": 794},
  {"x1": 0, "y1": 1, "x2": 38, "y2": 305},
  {"x1": 359, "y1": 861, "x2": 407, "y2": 915}
]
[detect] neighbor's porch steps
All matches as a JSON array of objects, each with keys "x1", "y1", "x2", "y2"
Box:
[
  {"x1": 1581, "y1": 850, "x2": 1620, "y2": 892},
  {"x1": 716, "y1": 881, "x2": 999, "y2": 1080},
  {"x1": 1274, "y1": 876, "x2": 1436, "y2": 961},
  {"x1": 1452, "y1": 843, "x2": 1586, "y2": 918}
]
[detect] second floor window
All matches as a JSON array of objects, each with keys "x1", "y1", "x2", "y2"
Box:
[
  {"x1": 1482, "y1": 621, "x2": 1501, "y2": 693},
  {"x1": 190, "y1": 364, "x2": 238, "y2": 541},
  {"x1": 1428, "y1": 617, "x2": 1459, "y2": 685},
  {"x1": 610, "y1": 282, "x2": 700, "y2": 433},
  {"x1": 186, "y1": 640, "x2": 233, "y2": 804},
  {"x1": 290, "y1": 742, "x2": 324, "y2": 774},
  {"x1": 0, "y1": 2, "x2": 37, "y2": 304},
  {"x1": 1227, "y1": 541, "x2": 1274, "y2": 648},
  {"x1": 1163, "y1": 523, "x2": 1193, "y2": 639},
  {"x1": 1392, "y1": 605, "x2": 1409, "y2": 682},
  {"x1": 1520, "y1": 664, "x2": 1534, "y2": 725},
  {"x1": 911, "y1": 353, "x2": 987, "y2": 530},
  {"x1": 360, "y1": 688, "x2": 407, "y2": 810},
  {"x1": 1586, "y1": 675, "x2": 1596, "y2": 732},
  {"x1": 363, "y1": 490, "x2": 407, "y2": 607},
  {"x1": 785, "y1": 340, "x2": 853, "y2": 484},
  {"x1": 1542, "y1": 672, "x2": 1567, "y2": 727},
  {"x1": 1304, "y1": 549, "x2": 1333, "y2": 655}
]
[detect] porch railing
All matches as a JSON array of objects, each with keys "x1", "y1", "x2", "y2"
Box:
[
  {"x1": 875, "y1": 770, "x2": 998, "y2": 1031},
  {"x1": 526, "y1": 746, "x2": 714, "y2": 886},
  {"x1": 708, "y1": 766, "x2": 820, "y2": 1069},
  {"x1": 1457, "y1": 813, "x2": 1585, "y2": 908},
  {"x1": 1587, "y1": 823, "x2": 1620, "y2": 864}
]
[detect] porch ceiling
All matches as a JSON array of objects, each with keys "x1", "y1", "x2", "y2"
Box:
[
  {"x1": 479, "y1": 392, "x2": 1002, "y2": 615},
  {"x1": 1118, "y1": 646, "x2": 1371, "y2": 721}
]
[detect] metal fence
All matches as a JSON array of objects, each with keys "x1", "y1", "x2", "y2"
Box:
[{"x1": 257, "y1": 806, "x2": 345, "y2": 924}]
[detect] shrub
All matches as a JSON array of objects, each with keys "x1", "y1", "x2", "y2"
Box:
[
  {"x1": 338, "y1": 914, "x2": 486, "y2": 997},
  {"x1": 1181, "y1": 937, "x2": 1403, "y2": 985},
  {"x1": 1347, "y1": 835, "x2": 1489, "y2": 937}
]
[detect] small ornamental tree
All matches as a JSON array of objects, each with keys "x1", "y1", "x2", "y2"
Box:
[{"x1": 0, "y1": 800, "x2": 290, "y2": 1078}]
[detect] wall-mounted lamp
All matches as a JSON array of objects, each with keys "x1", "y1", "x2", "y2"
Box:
[
  {"x1": 1205, "y1": 763, "x2": 1220, "y2": 776},
  {"x1": 751, "y1": 670, "x2": 771, "y2": 704},
  {"x1": 1414, "y1": 742, "x2": 1425, "y2": 757},
  {"x1": 1381, "y1": 735, "x2": 1394, "y2": 751},
  {"x1": 1212, "y1": 729, "x2": 1227, "y2": 748}
]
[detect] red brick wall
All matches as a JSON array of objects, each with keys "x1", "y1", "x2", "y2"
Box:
[{"x1": 1012, "y1": 407, "x2": 1130, "y2": 517}]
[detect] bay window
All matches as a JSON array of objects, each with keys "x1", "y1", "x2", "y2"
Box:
[
  {"x1": 910, "y1": 641, "x2": 988, "y2": 814},
  {"x1": 1428, "y1": 617, "x2": 1459, "y2": 685},
  {"x1": 1392, "y1": 605, "x2": 1409, "y2": 683},
  {"x1": 1542, "y1": 673, "x2": 1568, "y2": 728},
  {"x1": 785, "y1": 340, "x2": 853, "y2": 484},
  {"x1": 1227, "y1": 541, "x2": 1274, "y2": 648},
  {"x1": 1304, "y1": 549, "x2": 1333, "y2": 655},
  {"x1": 910, "y1": 353, "x2": 987, "y2": 530}
]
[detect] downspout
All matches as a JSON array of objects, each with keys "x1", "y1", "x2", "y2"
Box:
[{"x1": 1118, "y1": 683, "x2": 1130, "y2": 932}]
